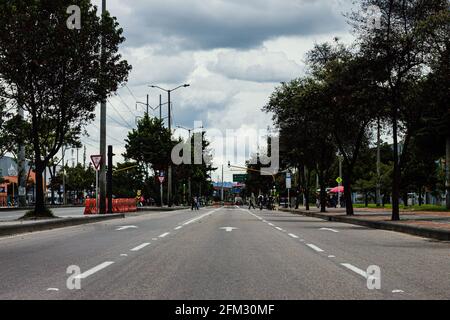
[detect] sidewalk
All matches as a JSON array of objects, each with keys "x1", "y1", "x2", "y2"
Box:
[
  {"x1": 278, "y1": 206, "x2": 450, "y2": 241},
  {"x1": 0, "y1": 214, "x2": 125, "y2": 238}
]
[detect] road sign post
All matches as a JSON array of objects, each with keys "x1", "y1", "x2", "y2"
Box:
[
  {"x1": 91, "y1": 155, "x2": 102, "y2": 214},
  {"x1": 158, "y1": 171, "x2": 165, "y2": 207},
  {"x1": 286, "y1": 172, "x2": 292, "y2": 208}
]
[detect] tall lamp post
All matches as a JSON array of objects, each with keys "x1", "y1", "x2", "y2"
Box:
[
  {"x1": 149, "y1": 84, "x2": 190, "y2": 207},
  {"x1": 177, "y1": 125, "x2": 204, "y2": 203}
]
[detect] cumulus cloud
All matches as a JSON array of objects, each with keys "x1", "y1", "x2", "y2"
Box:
[
  {"x1": 209, "y1": 49, "x2": 303, "y2": 82},
  {"x1": 83, "y1": 0, "x2": 356, "y2": 178}
]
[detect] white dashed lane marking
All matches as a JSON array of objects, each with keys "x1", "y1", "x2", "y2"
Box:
[
  {"x1": 131, "y1": 243, "x2": 150, "y2": 252},
  {"x1": 341, "y1": 263, "x2": 368, "y2": 279},
  {"x1": 288, "y1": 233, "x2": 299, "y2": 239},
  {"x1": 306, "y1": 244, "x2": 324, "y2": 253},
  {"x1": 74, "y1": 262, "x2": 114, "y2": 280}
]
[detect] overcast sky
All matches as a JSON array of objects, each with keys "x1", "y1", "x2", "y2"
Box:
[{"x1": 82, "y1": 0, "x2": 356, "y2": 181}]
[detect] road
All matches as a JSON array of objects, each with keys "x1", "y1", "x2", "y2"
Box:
[
  {"x1": 0, "y1": 207, "x2": 84, "y2": 222},
  {"x1": 0, "y1": 206, "x2": 449, "y2": 300}
]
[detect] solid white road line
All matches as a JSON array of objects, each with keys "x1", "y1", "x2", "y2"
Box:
[
  {"x1": 159, "y1": 232, "x2": 170, "y2": 238},
  {"x1": 183, "y1": 209, "x2": 219, "y2": 226},
  {"x1": 341, "y1": 263, "x2": 368, "y2": 278},
  {"x1": 320, "y1": 228, "x2": 339, "y2": 233},
  {"x1": 131, "y1": 243, "x2": 150, "y2": 252},
  {"x1": 174, "y1": 226, "x2": 183, "y2": 230},
  {"x1": 306, "y1": 244, "x2": 325, "y2": 252},
  {"x1": 288, "y1": 233, "x2": 299, "y2": 239},
  {"x1": 75, "y1": 262, "x2": 114, "y2": 279}
]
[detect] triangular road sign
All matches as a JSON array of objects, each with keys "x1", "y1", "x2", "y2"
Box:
[{"x1": 90, "y1": 155, "x2": 103, "y2": 171}]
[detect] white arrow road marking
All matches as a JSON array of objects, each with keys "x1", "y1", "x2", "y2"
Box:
[
  {"x1": 288, "y1": 233, "x2": 299, "y2": 239},
  {"x1": 131, "y1": 243, "x2": 150, "y2": 252},
  {"x1": 220, "y1": 227, "x2": 238, "y2": 232},
  {"x1": 47, "y1": 288, "x2": 59, "y2": 291},
  {"x1": 74, "y1": 262, "x2": 114, "y2": 280},
  {"x1": 116, "y1": 226, "x2": 138, "y2": 231},
  {"x1": 120, "y1": 254, "x2": 128, "y2": 257},
  {"x1": 341, "y1": 263, "x2": 368, "y2": 278},
  {"x1": 392, "y1": 289, "x2": 405, "y2": 293},
  {"x1": 320, "y1": 228, "x2": 339, "y2": 233},
  {"x1": 328, "y1": 255, "x2": 336, "y2": 258},
  {"x1": 159, "y1": 232, "x2": 170, "y2": 238},
  {"x1": 307, "y1": 244, "x2": 324, "y2": 252}
]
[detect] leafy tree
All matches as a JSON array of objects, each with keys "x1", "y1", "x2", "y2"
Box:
[
  {"x1": 0, "y1": 0, "x2": 131, "y2": 217},
  {"x1": 112, "y1": 162, "x2": 145, "y2": 198},
  {"x1": 124, "y1": 116, "x2": 174, "y2": 172},
  {"x1": 349, "y1": 0, "x2": 449, "y2": 219}
]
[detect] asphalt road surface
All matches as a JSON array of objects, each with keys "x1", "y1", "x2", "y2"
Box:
[
  {"x1": 0, "y1": 206, "x2": 449, "y2": 300},
  {"x1": 0, "y1": 207, "x2": 84, "y2": 221}
]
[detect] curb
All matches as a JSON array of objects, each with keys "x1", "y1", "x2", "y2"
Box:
[
  {"x1": 0, "y1": 205, "x2": 85, "y2": 212},
  {"x1": 279, "y1": 208, "x2": 450, "y2": 241},
  {"x1": 137, "y1": 206, "x2": 190, "y2": 212},
  {"x1": 0, "y1": 214, "x2": 125, "y2": 238}
]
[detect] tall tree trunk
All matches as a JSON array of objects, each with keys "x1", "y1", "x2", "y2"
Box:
[
  {"x1": 392, "y1": 107, "x2": 401, "y2": 221},
  {"x1": 318, "y1": 169, "x2": 327, "y2": 213},
  {"x1": 304, "y1": 166, "x2": 310, "y2": 211},
  {"x1": 446, "y1": 136, "x2": 450, "y2": 209},
  {"x1": 34, "y1": 162, "x2": 51, "y2": 217},
  {"x1": 418, "y1": 188, "x2": 423, "y2": 206},
  {"x1": 343, "y1": 174, "x2": 354, "y2": 216},
  {"x1": 403, "y1": 191, "x2": 409, "y2": 208}
]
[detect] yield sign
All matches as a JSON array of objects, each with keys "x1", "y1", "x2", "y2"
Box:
[
  {"x1": 90, "y1": 155, "x2": 102, "y2": 171},
  {"x1": 158, "y1": 176, "x2": 165, "y2": 184}
]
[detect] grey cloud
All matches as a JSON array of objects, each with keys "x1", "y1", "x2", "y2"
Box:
[{"x1": 101, "y1": 0, "x2": 350, "y2": 50}]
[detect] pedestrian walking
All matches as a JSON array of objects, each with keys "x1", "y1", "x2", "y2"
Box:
[{"x1": 248, "y1": 193, "x2": 256, "y2": 210}]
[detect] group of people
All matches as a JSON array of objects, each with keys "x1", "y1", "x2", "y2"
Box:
[
  {"x1": 191, "y1": 196, "x2": 200, "y2": 211},
  {"x1": 248, "y1": 193, "x2": 275, "y2": 211}
]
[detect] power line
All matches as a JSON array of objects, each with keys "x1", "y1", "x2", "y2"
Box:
[
  {"x1": 107, "y1": 100, "x2": 133, "y2": 129},
  {"x1": 90, "y1": 123, "x2": 125, "y2": 145},
  {"x1": 125, "y1": 84, "x2": 139, "y2": 102},
  {"x1": 116, "y1": 91, "x2": 138, "y2": 117}
]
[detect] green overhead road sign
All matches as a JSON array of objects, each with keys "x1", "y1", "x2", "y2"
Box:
[
  {"x1": 233, "y1": 174, "x2": 248, "y2": 183},
  {"x1": 336, "y1": 177, "x2": 343, "y2": 184}
]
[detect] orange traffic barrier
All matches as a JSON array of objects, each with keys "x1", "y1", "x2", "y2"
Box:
[{"x1": 84, "y1": 198, "x2": 138, "y2": 214}]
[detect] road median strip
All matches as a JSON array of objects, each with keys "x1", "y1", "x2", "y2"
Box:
[
  {"x1": 280, "y1": 208, "x2": 450, "y2": 241},
  {"x1": 0, "y1": 214, "x2": 125, "y2": 238}
]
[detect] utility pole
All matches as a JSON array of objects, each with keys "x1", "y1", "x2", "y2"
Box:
[
  {"x1": 107, "y1": 145, "x2": 113, "y2": 213},
  {"x1": 221, "y1": 165, "x2": 224, "y2": 202},
  {"x1": 146, "y1": 94, "x2": 149, "y2": 116},
  {"x1": 337, "y1": 156, "x2": 342, "y2": 208},
  {"x1": 159, "y1": 95, "x2": 162, "y2": 121},
  {"x1": 376, "y1": 118, "x2": 382, "y2": 207},
  {"x1": 62, "y1": 147, "x2": 66, "y2": 205},
  {"x1": 17, "y1": 102, "x2": 26, "y2": 208},
  {"x1": 99, "y1": 0, "x2": 107, "y2": 214}
]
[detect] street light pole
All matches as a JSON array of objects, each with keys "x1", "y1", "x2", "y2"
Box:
[{"x1": 149, "y1": 84, "x2": 190, "y2": 207}]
